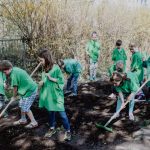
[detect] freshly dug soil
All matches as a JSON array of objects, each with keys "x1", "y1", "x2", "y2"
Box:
[{"x1": 0, "y1": 80, "x2": 150, "y2": 150}]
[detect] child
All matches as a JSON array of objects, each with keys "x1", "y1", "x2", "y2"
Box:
[
  {"x1": 1, "y1": 60, "x2": 38, "y2": 128},
  {"x1": 129, "y1": 43, "x2": 144, "y2": 84},
  {"x1": 111, "y1": 71, "x2": 139, "y2": 120},
  {"x1": 58, "y1": 58, "x2": 82, "y2": 96},
  {"x1": 38, "y1": 49, "x2": 71, "y2": 141},
  {"x1": 111, "y1": 40, "x2": 127, "y2": 71},
  {"x1": 108, "y1": 60, "x2": 124, "y2": 100},
  {"x1": 86, "y1": 31, "x2": 100, "y2": 81},
  {"x1": 143, "y1": 56, "x2": 150, "y2": 99},
  {"x1": 0, "y1": 62, "x2": 7, "y2": 117}
]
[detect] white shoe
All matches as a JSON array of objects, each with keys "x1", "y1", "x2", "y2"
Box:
[
  {"x1": 114, "y1": 113, "x2": 120, "y2": 119},
  {"x1": 108, "y1": 93, "x2": 116, "y2": 100}
]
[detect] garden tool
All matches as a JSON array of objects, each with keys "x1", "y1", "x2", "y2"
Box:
[{"x1": 96, "y1": 78, "x2": 150, "y2": 132}]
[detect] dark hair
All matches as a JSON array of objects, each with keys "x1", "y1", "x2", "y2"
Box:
[
  {"x1": 116, "y1": 40, "x2": 122, "y2": 46},
  {"x1": 38, "y1": 48, "x2": 54, "y2": 71},
  {"x1": 91, "y1": 31, "x2": 97, "y2": 36},
  {"x1": 1, "y1": 60, "x2": 13, "y2": 70}
]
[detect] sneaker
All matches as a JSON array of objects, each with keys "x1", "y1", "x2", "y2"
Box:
[
  {"x1": 129, "y1": 113, "x2": 134, "y2": 121},
  {"x1": 65, "y1": 90, "x2": 72, "y2": 95},
  {"x1": 114, "y1": 112, "x2": 120, "y2": 119},
  {"x1": 44, "y1": 128, "x2": 57, "y2": 138},
  {"x1": 68, "y1": 93, "x2": 77, "y2": 97},
  {"x1": 13, "y1": 119, "x2": 27, "y2": 125},
  {"x1": 89, "y1": 77, "x2": 93, "y2": 81},
  {"x1": 64, "y1": 131, "x2": 71, "y2": 141},
  {"x1": 108, "y1": 93, "x2": 116, "y2": 100}
]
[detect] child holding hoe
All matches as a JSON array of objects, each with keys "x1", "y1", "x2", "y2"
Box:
[{"x1": 111, "y1": 71, "x2": 139, "y2": 120}]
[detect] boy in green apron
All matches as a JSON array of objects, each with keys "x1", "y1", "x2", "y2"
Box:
[
  {"x1": 143, "y1": 56, "x2": 150, "y2": 99},
  {"x1": 129, "y1": 43, "x2": 144, "y2": 84},
  {"x1": 112, "y1": 40, "x2": 127, "y2": 71},
  {"x1": 0, "y1": 62, "x2": 8, "y2": 117},
  {"x1": 58, "y1": 59, "x2": 82, "y2": 96}
]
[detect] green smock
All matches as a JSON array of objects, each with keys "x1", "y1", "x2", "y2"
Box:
[
  {"x1": 39, "y1": 65, "x2": 65, "y2": 111},
  {"x1": 86, "y1": 40, "x2": 100, "y2": 63},
  {"x1": 10, "y1": 67, "x2": 37, "y2": 98},
  {"x1": 63, "y1": 59, "x2": 82, "y2": 76},
  {"x1": 130, "y1": 52, "x2": 144, "y2": 83},
  {"x1": 0, "y1": 72, "x2": 6, "y2": 95}
]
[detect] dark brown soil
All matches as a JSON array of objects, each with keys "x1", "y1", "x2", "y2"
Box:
[{"x1": 0, "y1": 80, "x2": 150, "y2": 150}]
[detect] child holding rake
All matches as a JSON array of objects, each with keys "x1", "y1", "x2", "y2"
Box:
[{"x1": 38, "y1": 49, "x2": 71, "y2": 141}]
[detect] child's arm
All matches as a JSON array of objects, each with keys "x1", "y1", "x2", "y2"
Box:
[
  {"x1": 46, "y1": 74, "x2": 57, "y2": 83},
  {"x1": 12, "y1": 86, "x2": 18, "y2": 100}
]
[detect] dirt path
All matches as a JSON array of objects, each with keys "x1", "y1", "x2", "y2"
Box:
[{"x1": 0, "y1": 80, "x2": 150, "y2": 150}]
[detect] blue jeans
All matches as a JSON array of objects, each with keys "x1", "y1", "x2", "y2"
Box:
[
  {"x1": 49, "y1": 111, "x2": 70, "y2": 131},
  {"x1": 67, "y1": 74, "x2": 79, "y2": 95}
]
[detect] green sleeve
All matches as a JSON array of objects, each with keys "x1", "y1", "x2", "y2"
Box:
[
  {"x1": 123, "y1": 49, "x2": 127, "y2": 60},
  {"x1": 2, "y1": 73, "x2": 6, "y2": 82},
  {"x1": 131, "y1": 55, "x2": 138, "y2": 71},
  {"x1": 95, "y1": 42, "x2": 100, "y2": 49},
  {"x1": 11, "y1": 73, "x2": 18, "y2": 87},
  {"x1": 112, "y1": 49, "x2": 116, "y2": 61},
  {"x1": 129, "y1": 80, "x2": 138, "y2": 93},
  {"x1": 115, "y1": 86, "x2": 121, "y2": 93},
  {"x1": 41, "y1": 72, "x2": 47, "y2": 83},
  {"x1": 108, "y1": 65, "x2": 115, "y2": 77}
]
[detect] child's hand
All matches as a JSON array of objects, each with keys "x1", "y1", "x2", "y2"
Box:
[
  {"x1": 39, "y1": 81, "x2": 44, "y2": 87},
  {"x1": 11, "y1": 97, "x2": 16, "y2": 101},
  {"x1": 45, "y1": 74, "x2": 53, "y2": 81}
]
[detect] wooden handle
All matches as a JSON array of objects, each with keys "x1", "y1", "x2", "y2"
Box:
[
  {"x1": 30, "y1": 62, "x2": 42, "y2": 77},
  {"x1": 0, "y1": 98, "x2": 14, "y2": 118}
]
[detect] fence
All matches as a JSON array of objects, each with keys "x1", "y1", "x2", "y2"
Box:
[{"x1": 0, "y1": 38, "x2": 40, "y2": 74}]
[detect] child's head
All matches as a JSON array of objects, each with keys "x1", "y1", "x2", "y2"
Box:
[
  {"x1": 38, "y1": 48, "x2": 54, "y2": 70},
  {"x1": 1, "y1": 60, "x2": 13, "y2": 75},
  {"x1": 111, "y1": 71, "x2": 125, "y2": 87},
  {"x1": 91, "y1": 31, "x2": 98, "y2": 41},
  {"x1": 116, "y1": 40, "x2": 122, "y2": 49},
  {"x1": 129, "y1": 43, "x2": 136, "y2": 54},
  {"x1": 116, "y1": 60, "x2": 124, "y2": 73}
]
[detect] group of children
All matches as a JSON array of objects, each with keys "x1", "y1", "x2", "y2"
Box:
[
  {"x1": 0, "y1": 32, "x2": 149, "y2": 142},
  {"x1": 0, "y1": 49, "x2": 80, "y2": 141},
  {"x1": 108, "y1": 40, "x2": 150, "y2": 120}
]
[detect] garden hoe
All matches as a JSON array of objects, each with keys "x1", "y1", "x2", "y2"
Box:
[
  {"x1": 96, "y1": 78, "x2": 150, "y2": 132},
  {"x1": 0, "y1": 62, "x2": 42, "y2": 118}
]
